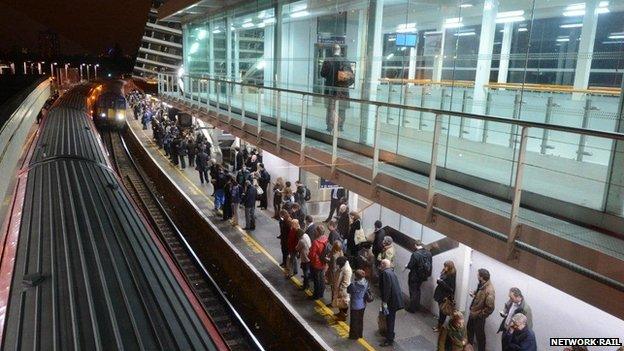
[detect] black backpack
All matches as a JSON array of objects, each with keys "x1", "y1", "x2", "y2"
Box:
[
  {"x1": 304, "y1": 187, "x2": 311, "y2": 201},
  {"x1": 419, "y1": 251, "x2": 433, "y2": 281}
]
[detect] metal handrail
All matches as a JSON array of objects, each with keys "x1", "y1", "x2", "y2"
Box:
[{"x1": 172, "y1": 73, "x2": 624, "y2": 142}]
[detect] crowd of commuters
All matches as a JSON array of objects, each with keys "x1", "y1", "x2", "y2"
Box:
[{"x1": 129, "y1": 91, "x2": 617, "y2": 350}]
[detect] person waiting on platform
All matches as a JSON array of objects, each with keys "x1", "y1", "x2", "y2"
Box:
[
  {"x1": 296, "y1": 221, "x2": 312, "y2": 291},
  {"x1": 325, "y1": 187, "x2": 345, "y2": 223},
  {"x1": 256, "y1": 163, "x2": 271, "y2": 210},
  {"x1": 294, "y1": 180, "x2": 311, "y2": 215},
  {"x1": 230, "y1": 178, "x2": 242, "y2": 226},
  {"x1": 242, "y1": 179, "x2": 257, "y2": 230},
  {"x1": 439, "y1": 310, "x2": 470, "y2": 351},
  {"x1": 278, "y1": 210, "x2": 292, "y2": 268},
  {"x1": 377, "y1": 236, "x2": 395, "y2": 269},
  {"x1": 405, "y1": 240, "x2": 432, "y2": 313},
  {"x1": 467, "y1": 269, "x2": 496, "y2": 351},
  {"x1": 433, "y1": 260, "x2": 457, "y2": 332},
  {"x1": 195, "y1": 147, "x2": 210, "y2": 185},
  {"x1": 286, "y1": 219, "x2": 301, "y2": 278},
  {"x1": 498, "y1": 288, "x2": 532, "y2": 348},
  {"x1": 379, "y1": 259, "x2": 404, "y2": 347},
  {"x1": 320, "y1": 44, "x2": 354, "y2": 132},
  {"x1": 501, "y1": 313, "x2": 537, "y2": 351},
  {"x1": 308, "y1": 226, "x2": 329, "y2": 300},
  {"x1": 347, "y1": 269, "x2": 370, "y2": 340},
  {"x1": 332, "y1": 256, "x2": 352, "y2": 322},
  {"x1": 337, "y1": 204, "x2": 350, "y2": 247},
  {"x1": 272, "y1": 177, "x2": 285, "y2": 219},
  {"x1": 326, "y1": 240, "x2": 344, "y2": 308}
]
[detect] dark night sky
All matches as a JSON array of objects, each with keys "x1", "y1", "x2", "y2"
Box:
[{"x1": 0, "y1": 0, "x2": 152, "y2": 55}]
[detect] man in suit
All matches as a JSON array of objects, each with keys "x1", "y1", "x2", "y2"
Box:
[
  {"x1": 324, "y1": 187, "x2": 345, "y2": 223},
  {"x1": 304, "y1": 215, "x2": 317, "y2": 237},
  {"x1": 379, "y1": 259, "x2": 404, "y2": 347}
]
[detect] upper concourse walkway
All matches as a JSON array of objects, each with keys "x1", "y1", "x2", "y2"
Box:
[{"x1": 156, "y1": 74, "x2": 624, "y2": 321}]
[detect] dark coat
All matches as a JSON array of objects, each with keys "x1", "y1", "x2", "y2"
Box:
[
  {"x1": 243, "y1": 185, "x2": 257, "y2": 208},
  {"x1": 304, "y1": 223, "x2": 318, "y2": 237},
  {"x1": 337, "y1": 211, "x2": 350, "y2": 239},
  {"x1": 320, "y1": 56, "x2": 353, "y2": 98},
  {"x1": 372, "y1": 228, "x2": 386, "y2": 258},
  {"x1": 498, "y1": 299, "x2": 533, "y2": 333},
  {"x1": 235, "y1": 151, "x2": 244, "y2": 170},
  {"x1": 258, "y1": 170, "x2": 271, "y2": 189},
  {"x1": 406, "y1": 248, "x2": 432, "y2": 284},
  {"x1": 379, "y1": 268, "x2": 404, "y2": 312},
  {"x1": 330, "y1": 187, "x2": 346, "y2": 205},
  {"x1": 502, "y1": 328, "x2": 537, "y2": 351},
  {"x1": 196, "y1": 151, "x2": 209, "y2": 170},
  {"x1": 433, "y1": 272, "x2": 456, "y2": 303}
]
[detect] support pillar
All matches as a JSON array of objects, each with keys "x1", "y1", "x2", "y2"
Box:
[
  {"x1": 604, "y1": 78, "x2": 624, "y2": 216},
  {"x1": 498, "y1": 22, "x2": 513, "y2": 84},
  {"x1": 572, "y1": 0, "x2": 599, "y2": 99},
  {"x1": 432, "y1": 18, "x2": 446, "y2": 83},
  {"x1": 226, "y1": 16, "x2": 233, "y2": 80},
  {"x1": 471, "y1": 0, "x2": 499, "y2": 115},
  {"x1": 358, "y1": 0, "x2": 384, "y2": 145}
]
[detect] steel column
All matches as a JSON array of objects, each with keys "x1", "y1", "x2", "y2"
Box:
[
  {"x1": 506, "y1": 126, "x2": 529, "y2": 260},
  {"x1": 276, "y1": 91, "x2": 282, "y2": 152},
  {"x1": 577, "y1": 99, "x2": 596, "y2": 162},
  {"x1": 508, "y1": 93, "x2": 522, "y2": 147},
  {"x1": 216, "y1": 82, "x2": 221, "y2": 115},
  {"x1": 425, "y1": 113, "x2": 443, "y2": 223},
  {"x1": 241, "y1": 87, "x2": 246, "y2": 128},
  {"x1": 540, "y1": 97, "x2": 558, "y2": 154},
  {"x1": 481, "y1": 90, "x2": 492, "y2": 143},
  {"x1": 458, "y1": 90, "x2": 471, "y2": 138},
  {"x1": 227, "y1": 80, "x2": 233, "y2": 123},
  {"x1": 257, "y1": 89, "x2": 263, "y2": 142},
  {"x1": 418, "y1": 85, "x2": 426, "y2": 130},
  {"x1": 371, "y1": 105, "x2": 382, "y2": 182},
  {"x1": 331, "y1": 99, "x2": 340, "y2": 173},
  {"x1": 300, "y1": 96, "x2": 308, "y2": 164}
]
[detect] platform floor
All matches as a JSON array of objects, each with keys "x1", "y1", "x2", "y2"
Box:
[{"x1": 127, "y1": 118, "x2": 439, "y2": 350}]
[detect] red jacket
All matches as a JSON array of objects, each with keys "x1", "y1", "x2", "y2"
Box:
[
  {"x1": 309, "y1": 235, "x2": 328, "y2": 270},
  {"x1": 287, "y1": 228, "x2": 299, "y2": 253}
]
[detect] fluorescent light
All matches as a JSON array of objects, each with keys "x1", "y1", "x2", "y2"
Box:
[
  {"x1": 444, "y1": 17, "x2": 463, "y2": 29},
  {"x1": 556, "y1": 37, "x2": 570, "y2": 42},
  {"x1": 566, "y1": 3, "x2": 585, "y2": 11},
  {"x1": 609, "y1": 34, "x2": 624, "y2": 39},
  {"x1": 263, "y1": 17, "x2": 276, "y2": 25},
  {"x1": 496, "y1": 16, "x2": 525, "y2": 23},
  {"x1": 560, "y1": 23, "x2": 583, "y2": 28},
  {"x1": 603, "y1": 40, "x2": 624, "y2": 44},
  {"x1": 497, "y1": 10, "x2": 524, "y2": 18},
  {"x1": 197, "y1": 29, "x2": 207, "y2": 40},
  {"x1": 212, "y1": 29, "x2": 221, "y2": 34},
  {"x1": 290, "y1": 10, "x2": 309, "y2": 18},
  {"x1": 242, "y1": 22, "x2": 254, "y2": 28},
  {"x1": 388, "y1": 37, "x2": 396, "y2": 42},
  {"x1": 518, "y1": 27, "x2": 528, "y2": 32},
  {"x1": 596, "y1": 7, "x2": 610, "y2": 13},
  {"x1": 291, "y1": 3, "x2": 308, "y2": 12},
  {"x1": 385, "y1": 53, "x2": 394, "y2": 60},
  {"x1": 564, "y1": 1, "x2": 609, "y2": 16},
  {"x1": 563, "y1": 9, "x2": 585, "y2": 16},
  {"x1": 455, "y1": 31, "x2": 476, "y2": 37},
  {"x1": 460, "y1": 3, "x2": 473, "y2": 8},
  {"x1": 243, "y1": 18, "x2": 252, "y2": 23},
  {"x1": 599, "y1": 1, "x2": 609, "y2": 6}
]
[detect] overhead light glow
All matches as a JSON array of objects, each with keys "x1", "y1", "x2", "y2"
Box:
[
  {"x1": 459, "y1": 3, "x2": 473, "y2": 8},
  {"x1": 563, "y1": 1, "x2": 609, "y2": 16},
  {"x1": 518, "y1": 27, "x2": 528, "y2": 32},
  {"x1": 212, "y1": 29, "x2": 221, "y2": 34},
  {"x1": 496, "y1": 16, "x2": 525, "y2": 23},
  {"x1": 556, "y1": 37, "x2": 570, "y2": 42},
  {"x1": 243, "y1": 18, "x2": 252, "y2": 23},
  {"x1": 291, "y1": 2, "x2": 307, "y2": 12},
  {"x1": 290, "y1": 10, "x2": 309, "y2": 18},
  {"x1": 197, "y1": 29, "x2": 207, "y2": 40},
  {"x1": 560, "y1": 23, "x2": 583, "y2": 28},
  {"x1": 454, "y1": 31, "x2": 476, "y2": 37},
  {"x1": 497, "y1": 10, "x2": 525, "y2": 18},
  {"x1": 385, "y1": 53, "x2": 394, "y2": 60},
  {"x1": 263, "y1": 17, "x2": 276, "y2": 25},
  {"x1": 242, "y1": 22, "x2": 255, "y2": 28},
  {"x1": 190, "y1": 42, "x2": 200, "y2": 54},
  {"x1": 608, "y1": 34, "x2": 624, "y2": 39},
  {"x1": 444, "y1": 17, "x2": 463, "y2": 29},
  {"x1": 396, "y1": 22, "x2": 417, "y2": 33}
]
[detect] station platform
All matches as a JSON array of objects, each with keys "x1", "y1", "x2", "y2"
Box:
[{"x1": 126, "y1": 117, "x2": 438, "y2": 350}]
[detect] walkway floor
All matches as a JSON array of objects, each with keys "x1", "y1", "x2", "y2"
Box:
[{"x1": 127, "y1": 117, "x2": 439, "y2": 350}]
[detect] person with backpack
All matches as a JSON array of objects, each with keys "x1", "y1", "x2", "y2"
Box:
[
  {"x1": 294, "y1": 181, "x2": 311, "y2": 215},
  {"x1": 405, "y1": 240, "x2": 432, "y2": 313},
  {"x1": 308, "y1": 226, "x2": 329, "y2": 300},
  {"x1": 347, "y1": 269, "x2": 372, "y2": 340},
  {"x1": 320, "y1": 44, "x2": 354, "y2": 132},
  {"x1": 242, "y1": 180, "x2": 257, "y2": 230}
]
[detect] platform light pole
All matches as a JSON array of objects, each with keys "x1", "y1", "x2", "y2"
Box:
[
  {"x1": 23, "y1": 62, "x2": 27, "y2": 74},
  {"x1": 80, "y1": 64, "x2": 84, "y2": 81},
  {"x1": 50, "y1": 62, "x2": 57, "y2": 80},
  {"x1": 64, "y1": 63, "x2": 70, "y2": 82},
  {"x1": 37, "y1": 62, "x2": 43, "y2": 75},
  {"x1": 86, "y1": 64, "x2": 91, "y2": 80},
  {"x1": 94, "y1": 64, "x2": 99, "y2": 79}
]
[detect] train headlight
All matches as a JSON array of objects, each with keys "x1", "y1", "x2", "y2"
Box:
[
  {"x1": 116, "y1": 112, "x2": 124, "y2": 120},
  {"x1": 100, "y1": 113, "x2": 106, "y2": 118}
]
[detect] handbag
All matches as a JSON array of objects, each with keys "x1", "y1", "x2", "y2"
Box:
[
  {"x1": 440, "y1": 297, "x2": 456, "y2": 316},
  {"x1": 255, "y1": 184, "x2": 264, "y2": 195},
  {"x1": 377, "y1": 312, "x2": 387, "y2": 336},
  {"x1": 354, "y1": 228, "x2": 366, "y2": 245},
  {"x1": 337, "y1": 69, "x2": 354, "y2": 86},
  {"x1": 364, "y1": 288, "x2": 374, "y2": 303}
]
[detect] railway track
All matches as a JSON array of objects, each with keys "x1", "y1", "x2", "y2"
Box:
[{"x1": 105, "y1": 130, "x2": 262, "y2": 351}]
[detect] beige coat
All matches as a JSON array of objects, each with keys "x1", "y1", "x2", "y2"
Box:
[
  {"x1": 377, "y1": 244, "x2": 395, "y2": 268},
  {"x1": 332, "y1": 261, "x2": 353, "y2": 309},
  {"x1": 470, "y1": 280, "x2": 495, "y2": 319}
]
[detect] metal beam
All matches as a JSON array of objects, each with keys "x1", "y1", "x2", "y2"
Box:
[{"x1": 507, "y1": 126, "x2": 529, "y2": 260}]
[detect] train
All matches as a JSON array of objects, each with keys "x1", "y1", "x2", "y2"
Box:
[
  {"x1": 0, "y1": 83, "x2": 227, "y2": 350},
  {"x1": 89, "y1": 79, "x2": 128, "y2": 129}
]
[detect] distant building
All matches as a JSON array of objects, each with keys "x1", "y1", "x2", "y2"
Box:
[{"x1": 133, "y1": 0, "x2": 182, "y2": 80}]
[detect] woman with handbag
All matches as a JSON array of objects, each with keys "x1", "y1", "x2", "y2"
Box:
[
  {"x1": 434, "y1": 260, "x2": 457, "y2": 332},
  {"x1": 332, "y1": 256, "x2": 352, "y2": 322},
  {"x1": 439, "y1": 311, "x2": 470, "y2": 351},
  {"x1": 347, "y1": 269, "x2": 370, "y2": 339}
]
